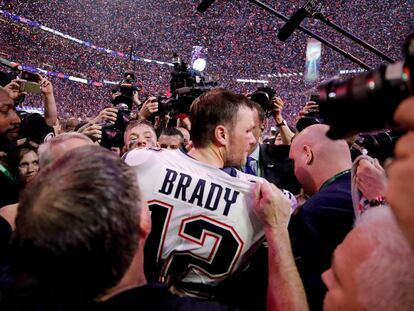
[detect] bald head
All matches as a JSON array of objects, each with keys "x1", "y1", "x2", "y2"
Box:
[{"x1": 290, "y1": 124, "x2": 352, "y2": 195}]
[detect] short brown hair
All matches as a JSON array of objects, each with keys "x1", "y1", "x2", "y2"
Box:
[
  {"x1": 190, "y1": 88, "x2": 255, "y2": 148},
  {"x1": 14, "y1": 145, "x2": 142, "y2": 301}
]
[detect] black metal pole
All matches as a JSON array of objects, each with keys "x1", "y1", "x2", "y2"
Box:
[
  {"x1": 129, "y1": 45, "x2": 137, "y2": 72},
  {"x1": 313, "y1": 13, "x2": 395, "y2": 63},
  {"x1": 246, "y1": 0, "x2": 373, "y2": 70}
]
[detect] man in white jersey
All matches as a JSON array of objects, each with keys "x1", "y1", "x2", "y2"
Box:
[{"x1": 124, "y1": 89, "x2": 306, "y2": 308}]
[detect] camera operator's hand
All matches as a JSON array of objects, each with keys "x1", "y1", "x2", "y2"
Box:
[
  {"x1": 40, "y1": 76, "x2": 53, "y2": 96},
  {"x1": 77, "y1": 123, "x2": 102, "y2": 143},
  {"x1": 271, "y1": 96, "x2": 285, "y2": 122},
  {"x1": 137, "y1": 96, "x2": 158, "y2": 120},
  {"x1": 154, "y1": 115, "x2": 170, "y2": 130},
  {"x1": 93, "y1": 107, "x2": 118, "y2": 124},
  {"x1": 2, "y1": 79, "x2": 24, "y2": 100},
  {"x1": 297, "y1": 101, "x2": 319, "y2": 118},
  {"x1": 356, "y1": 159, "x2": 387, "y2": 201},
  {"x1": 39, "y1": 76, "x2": 58, "y2": 127},
  {"x1": 271, "y1": 96, "x2": 294, "y2": 145},
  {"x1": 132, "y1": 90, "x2": 141, "y2": 108}
]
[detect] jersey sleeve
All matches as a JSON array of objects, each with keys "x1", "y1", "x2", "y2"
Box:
[{"x1": 123, "y1": 148, "x2": 159, "y2": 167}]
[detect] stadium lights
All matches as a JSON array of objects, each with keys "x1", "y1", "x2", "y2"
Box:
[
  {"x1": 236, "y1": 79, "x2": 269, "y2": 84},
  {"x1": 339, "y1": 69, "x2": 367, "y2": 74},
  {"x1": 193, "y1": 58, "x2": 207, "y2": 72}
]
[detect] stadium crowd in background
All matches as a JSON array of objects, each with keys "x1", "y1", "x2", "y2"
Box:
[{"x1": 0, "y1": 0, "x2": 414, "y2": 310}]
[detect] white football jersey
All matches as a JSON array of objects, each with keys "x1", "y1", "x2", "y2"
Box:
[{"x1": 125, "y1": 148, "x2": 265, "y2": 296}]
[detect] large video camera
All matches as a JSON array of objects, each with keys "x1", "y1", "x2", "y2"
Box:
[
  {"x1": 156, "y1": 54, "x2": 219, "y2": 116},
  {"x1": 111, "y1": 70, "x2": 140, "y2": 110},
  {"x1": 317, "y1": 33, "x2": 414, "y2": 140}
]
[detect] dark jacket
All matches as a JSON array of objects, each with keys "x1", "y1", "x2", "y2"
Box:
[{"x1": 259, "y1": 144, "x2": 301, "y2": 194}]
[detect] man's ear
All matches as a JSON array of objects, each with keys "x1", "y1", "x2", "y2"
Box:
[
  {"x1": 139, "y1": 203, "x2": 152, "y2": 240},
  {"x1": 214, "y1": 125, "x2": 229, "y2": 146},
  {"x1": 303, "y1": 145, "x2": 314, "y2": 165}
]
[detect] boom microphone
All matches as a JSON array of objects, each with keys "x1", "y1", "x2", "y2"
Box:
[
  {"x1": 197, "y1": 0, "x2": 217, "y2": 13},
  {"x1": 277, "y1": 7, "x2": 308, "y2": 41}
]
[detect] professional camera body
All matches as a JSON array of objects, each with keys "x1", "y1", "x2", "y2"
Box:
[
  {"x1": 250, "y1": 86, "x2": 278, "y2": 117},
  {"x1": 112, "y1": 70, "x2": 140, "y2": 110},
  {"x1": 156, "y1": 54, "x2": 219, "y2": 117},
  {"x1": 317, "y1": 32, "x2": 414, "y2": 140},
  {"x1": 100, "y1": 103, "x2": 131, "y2": 149}
]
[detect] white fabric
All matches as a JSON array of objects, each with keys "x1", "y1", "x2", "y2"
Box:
[{"x1": 125, "y1": 148, "x2": 266, "y2": 289}]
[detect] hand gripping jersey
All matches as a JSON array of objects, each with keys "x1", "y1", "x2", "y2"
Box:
[{"x1": 124, "y1": 148, "x2": 266, "y2": 297}]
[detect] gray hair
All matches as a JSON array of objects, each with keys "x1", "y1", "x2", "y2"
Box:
[
  {"x1": 14, "y1": 145, "x2": 142, "y2": 301},
  {"x1": 38, "y1": 132, "x2": 93, "y2": 167},
  {"x1": 354, "y1": 206, "x2": 414, "y2": 311}
]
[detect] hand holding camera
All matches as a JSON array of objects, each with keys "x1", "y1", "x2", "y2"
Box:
[
  {"x1": 138, "y1": 96, "x2": 158, "y2": 120},
  {"x1": 2, "y1": 79, "x2": 24, "y2": 100},
  {"x1": 271, "y1": 96, "x2": 285, "y2": 120},
  {"x1": 39, "y1": 76, "x2": 54, "y2": 97},
  {"x1": 298, "y1": 101, "x2": 320, "y2": 118},
  {"x1": 93, "y1": 107, "x2": 118, "y2": 124},
  {"x1": 77, "y1": 123, "x2": 103, "y2": 143}
]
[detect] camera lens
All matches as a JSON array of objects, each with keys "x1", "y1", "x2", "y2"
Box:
[{"x1": 318, "y1": 61, "x2": 413, "y2": 139}]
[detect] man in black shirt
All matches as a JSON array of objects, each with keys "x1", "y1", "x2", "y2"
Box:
[{"x1": 0, "y1": 88, "x2": 21, "y2": 208}]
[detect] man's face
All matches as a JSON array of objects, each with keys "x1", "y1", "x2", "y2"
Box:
[
  {"x1": 158, "y1": 134, "x2": 182, "y2": 150},
  {"x1": 322, "y1": 227, "x2": 373, "y2": 311},
  {"x1": 124, "y1": 124, "x2": 157, "y2": 150},
  {"x1": 0, "y1": 90, "x2": 21, "y2": 141},
  {"x1": 248, "y1": 108, "x2": 264, "y2": 154},
  {"x1": 226, "y1": 107, "x2": 257, "y2": 166}
]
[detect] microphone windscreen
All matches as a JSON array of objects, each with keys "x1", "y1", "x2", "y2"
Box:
[
  {"x1": 277, "y1": 8, "x2": 308, "y2": 41},
  {"x1": 197, "y1": 0, "x2": 217, "y2": 13}
]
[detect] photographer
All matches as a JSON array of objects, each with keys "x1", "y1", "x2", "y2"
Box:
[
  {"x1": 271, "y1": 96, "x2": 295, "y2": 145},
  {"x1": 3, "y1": 75, "x2": 57, "y2": 128},
  {"x1": 0, "y1": 88, "x2": 20, "y2": 207},
  {"x1": 250, "y1": 86, "x2": 295, "y2": 145}
]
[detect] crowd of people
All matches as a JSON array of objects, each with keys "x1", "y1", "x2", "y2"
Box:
[
  {"x1": 0, "y1": 0, "x2": 414, "y2": 310},
  {"x1": 0, "y1": 0, "x2": 412, "y2": 122}
]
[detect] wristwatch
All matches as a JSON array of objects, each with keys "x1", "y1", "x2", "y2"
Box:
[{"x1": 276, "y1": 119, "x2": 287, "y2": 127}]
